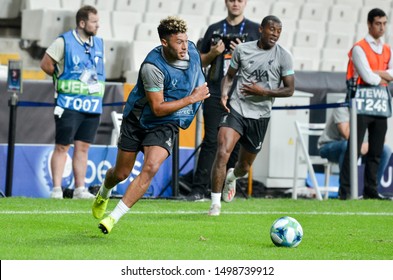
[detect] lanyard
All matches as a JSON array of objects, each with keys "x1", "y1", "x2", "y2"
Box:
[
  {"x1": 75, "y1": 29, "x2": 95, "y2": 67},
  {"x1": 223, "y1": 20, "x2": 245, "y2": 35}
]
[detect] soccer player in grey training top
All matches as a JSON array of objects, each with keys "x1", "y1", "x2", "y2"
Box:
[{"x1": 208, "y1": 15, "x2": 295, "y2": 216}]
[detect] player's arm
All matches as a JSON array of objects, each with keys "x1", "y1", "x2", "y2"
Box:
[
  {"x1": 40, "y1": 53, "x2": 56, "y2": 76},
  {"x1": 220, "y1": 65, "x2": 237, "y2": 112},
  {"x1": 374, "y1": 46, "x2": 393, "y2": 83},
  {"x1": 337, "y1": 122, "x2": 350, "y2": 140},
  {"x1": 241, "y1": 74, "x2": 295, "y2": 98},
  {"x1": 146, "y1": 83, "x2": 210, "y2": 117}
]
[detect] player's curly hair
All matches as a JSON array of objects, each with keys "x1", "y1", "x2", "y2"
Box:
[{"x1": 157, "y1": 16, "x2": 188, "y2": 40}]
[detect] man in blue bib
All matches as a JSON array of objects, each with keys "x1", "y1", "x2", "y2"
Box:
[
  {"x1": 40, "y1": 5, "x2": 105, "y2": 199},
  {"x1": 92, "y1": 16, "x2": 210, "y2": 234}
]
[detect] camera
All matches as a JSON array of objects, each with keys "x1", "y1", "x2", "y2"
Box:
[{"x1": 211, "y1": 31, "x2": 248, "y2": 52}]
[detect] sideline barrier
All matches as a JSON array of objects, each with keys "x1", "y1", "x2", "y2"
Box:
[{"x1": 0, "y1": 144, "x2": 195, "y2": 198}]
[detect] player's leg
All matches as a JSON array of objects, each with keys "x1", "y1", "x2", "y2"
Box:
[
  {"x1": 209, "y1": 126, "x2": 241, "y2": 215},
  {"x1": 51, "y1": 143, "x2": 70, "y2": 198},
  {"x1": 98, "y1": 146, "x2": 168, "y2": 234},
  {"x1": 92, "y1": 149, "x2": 137, "y2": 219}
]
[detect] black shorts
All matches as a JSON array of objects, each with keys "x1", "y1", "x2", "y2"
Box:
[
  {"x1": 55, "y1": 108, "x2": 100, "y2": 145},
  {"x1": 219, "y1": 108, "x2": 270, "y2": 154},
  {"x1": 118, "y1": 113, "x2": 179, "y2": 155}
]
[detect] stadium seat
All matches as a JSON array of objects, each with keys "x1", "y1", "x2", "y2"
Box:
[
  {"x1": 319, "y1": 59, "x2": 347, "y2": 72},
  {"x1": 297, "y1": 19, "x2": 326, "y2": 35},
  {"x1": 145, "y1": 12, "x2": 185, "y2": 26},
  {"x1": 355, "y1": 22, "x2": 369, "y2": 42},
  {"x1": 279, "y1": 31, "x2": 294, "y2": 51},
  {"x1": 293, "y1": 30, "x2": 323, "y2": 48},
  {"x1": 134, "y1": 22, "x2": 160, "y2": 41},
  {"x1": 291, "y1": 47, "x2": 320, "y2": 71},
  {"x1": 114, "y1": 0, "x2": 147, "y2": 12},
  {"x1": 321, "y1": 48, "x2": 348, "y2": 66},
  {"x1": 293, "y1": 58, "x2": 317, "y2": 71},
  {"x1": 60, "y1": 0, "x2": 81, "y2": 11},
  {"x1": 97, "y1": 10, "x2": 113, "y2": 39},
  {"x1": 292, "y1": 121, "x2": 338, "y2": 200},
  {"x1": 210, "y1": 0, "x2": 227, "y2": 16},
  {"x1": 21, "y1": 9, "x2": 74, "y2": 48},
  {"x1": 270, "y1": 1, "x2": 300, "y2": 21},
  {"x1": 178, "y1": 14, "x2": 208, "y2": 34},
  {"x1": 279, "y1": 20, "x2": 296, "y2": 50},
  {"x1": 179, "y1": 0, "x2": 213, "y2": 16},
  {"x1": 338, "y1": 0, "x2": 364, "y2": 9},
  {"x1": 207, "y1": 15, "x2": 223, "y2": 25},
  {"x1": 304, "y1": 0, "x2": 334, "y2": 5},
  {"x1": 363, "y1": 0, "x2": 391, "y2": 11},
  {"x1": 329, "y1": 4, "x2": 359, "y2": 23},
  {"x1": 124, "y1": 41, "x2": 160, "y2": 72},
  {"x1": 187, "y1": 26, "x2": 203, "y2": 44},
  {"x1": 0, "y1": 0, "x2": 22, "y2": 19},
  {"x1": 386, "y1": 34, "x2": 393, "y2": 45},
  {"x1": 24, "y1": 0, "x2": 61, "y2": 10},
  {"x1": 146, "y1": 0, "x2": 181, "y2": 14},
  {"x1": 243, "y1": 0, "x2": 271, "y2": 23},
  {"x1": 327, "y1": 21, "x2": 356, "y2": 35},
  {"x1": 111, "y1": 11, "x2": 142, "y2": 42},
  {"x1": 320, "y1": 47, "x2": 348, "y2": 72},
  {"x1": 81, "y1": 0, "x2": 115, "y2": 11},
  {"x1": 324, "y1": 33, "x2": 354, "y2": 50},
  {"x1": 104, "y1": 39, "x2": 128, "y2": 80},
  {"x1": 300, "y1": 3, "x2": 329, "y2": 22}
]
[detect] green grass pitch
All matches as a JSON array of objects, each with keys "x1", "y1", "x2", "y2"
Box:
[{"x1": 1, "y1": 197, "x2": 393, "y2": 260}]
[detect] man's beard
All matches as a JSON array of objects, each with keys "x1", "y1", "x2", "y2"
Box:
[{"x1": 84, "y1": 29, "x2": 96, "y2": 37}]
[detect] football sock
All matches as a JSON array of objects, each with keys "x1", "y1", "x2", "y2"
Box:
[
  {"x1": 211, "y1": 192, "x2": 221, "y2": 207},
  {"x1": 109, "y1": 199, "x2": 130, "y2": 223},
  {"x1": 52, "y1": 186, "x2": 62, "y2": 192},
  {"x1": 99, "y1": 183, "x2": 112, "y2": 199}
]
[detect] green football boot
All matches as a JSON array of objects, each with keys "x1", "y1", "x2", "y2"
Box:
[
  {"x1": 98, "y1": 216, "x2": 115, "y2": 234},
  {"x1": 92, "y1": 193, "x2": 109, "y2": 219}
]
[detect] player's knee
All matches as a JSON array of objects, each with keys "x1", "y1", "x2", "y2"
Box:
[{"x1": 142, "y1": 161, "x2": 161, "y2": 176}]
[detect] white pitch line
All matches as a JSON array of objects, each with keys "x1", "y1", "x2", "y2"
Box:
[{"x1": 1, "y1": 210, "x2": 393, "y2": 216}]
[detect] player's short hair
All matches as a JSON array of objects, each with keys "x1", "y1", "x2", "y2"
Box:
[
  {"x1": 157, "y1": 16, "x2": 188, "y2": 40},
  {"x1": 367, "y1": 8, "x2": 387, "y2": 24},
  {"x1": 76, "y1": 5, "x2": 98, "y2": 26},
  {"x1": 261, "y1": 15, "x2": 282, "y2": 28}
]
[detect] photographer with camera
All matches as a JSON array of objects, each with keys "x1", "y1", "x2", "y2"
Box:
[{"x1": 186, "y1": 0, "x2": 260, "y2": 201}]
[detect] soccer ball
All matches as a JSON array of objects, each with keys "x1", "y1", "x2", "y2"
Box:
[{"x1": 270, "y1": 216, "x2": 303, "y2": 248}]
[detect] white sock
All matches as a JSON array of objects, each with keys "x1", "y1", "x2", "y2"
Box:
[
  {"x1": 109, "y1": 199, "x2": 130, "y2": 223},
  {"x1": 211, "y1": 192, "x2": 221, "y2": 207},
  {"x1": 52, "y1": 186, "x2": 62, "y2": 192},
  {"x1": 99, "y1": 183, "x2": 112, "y2": 199}
]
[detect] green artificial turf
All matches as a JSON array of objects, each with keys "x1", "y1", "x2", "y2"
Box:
[{"x1": 1, "y1": 197, "x2": 393, "y2": 260}]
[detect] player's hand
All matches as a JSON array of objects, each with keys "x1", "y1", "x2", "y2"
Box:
[
  {"x1": 240, "y1": 82, "x2": 264, "y2": 96},
  {"x1": 220, "y1": 95, "x2": 230, "y2": 113},
  {"x1": 190, "y1": 82, "x2": 210, "y2": 103}
]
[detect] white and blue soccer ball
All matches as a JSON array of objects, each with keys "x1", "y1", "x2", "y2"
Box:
[{"x1": 270, "y1": 216, "x2": 303, "y2": 248}]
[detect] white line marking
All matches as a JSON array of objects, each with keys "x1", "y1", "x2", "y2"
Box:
[{"x1": 1, "y1": 210, "x2": 393, "y2": 216}]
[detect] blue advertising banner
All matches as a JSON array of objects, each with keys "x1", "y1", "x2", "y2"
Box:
[{"x1": 0, "y1": 144, "x2": 195, "y2": 198}]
